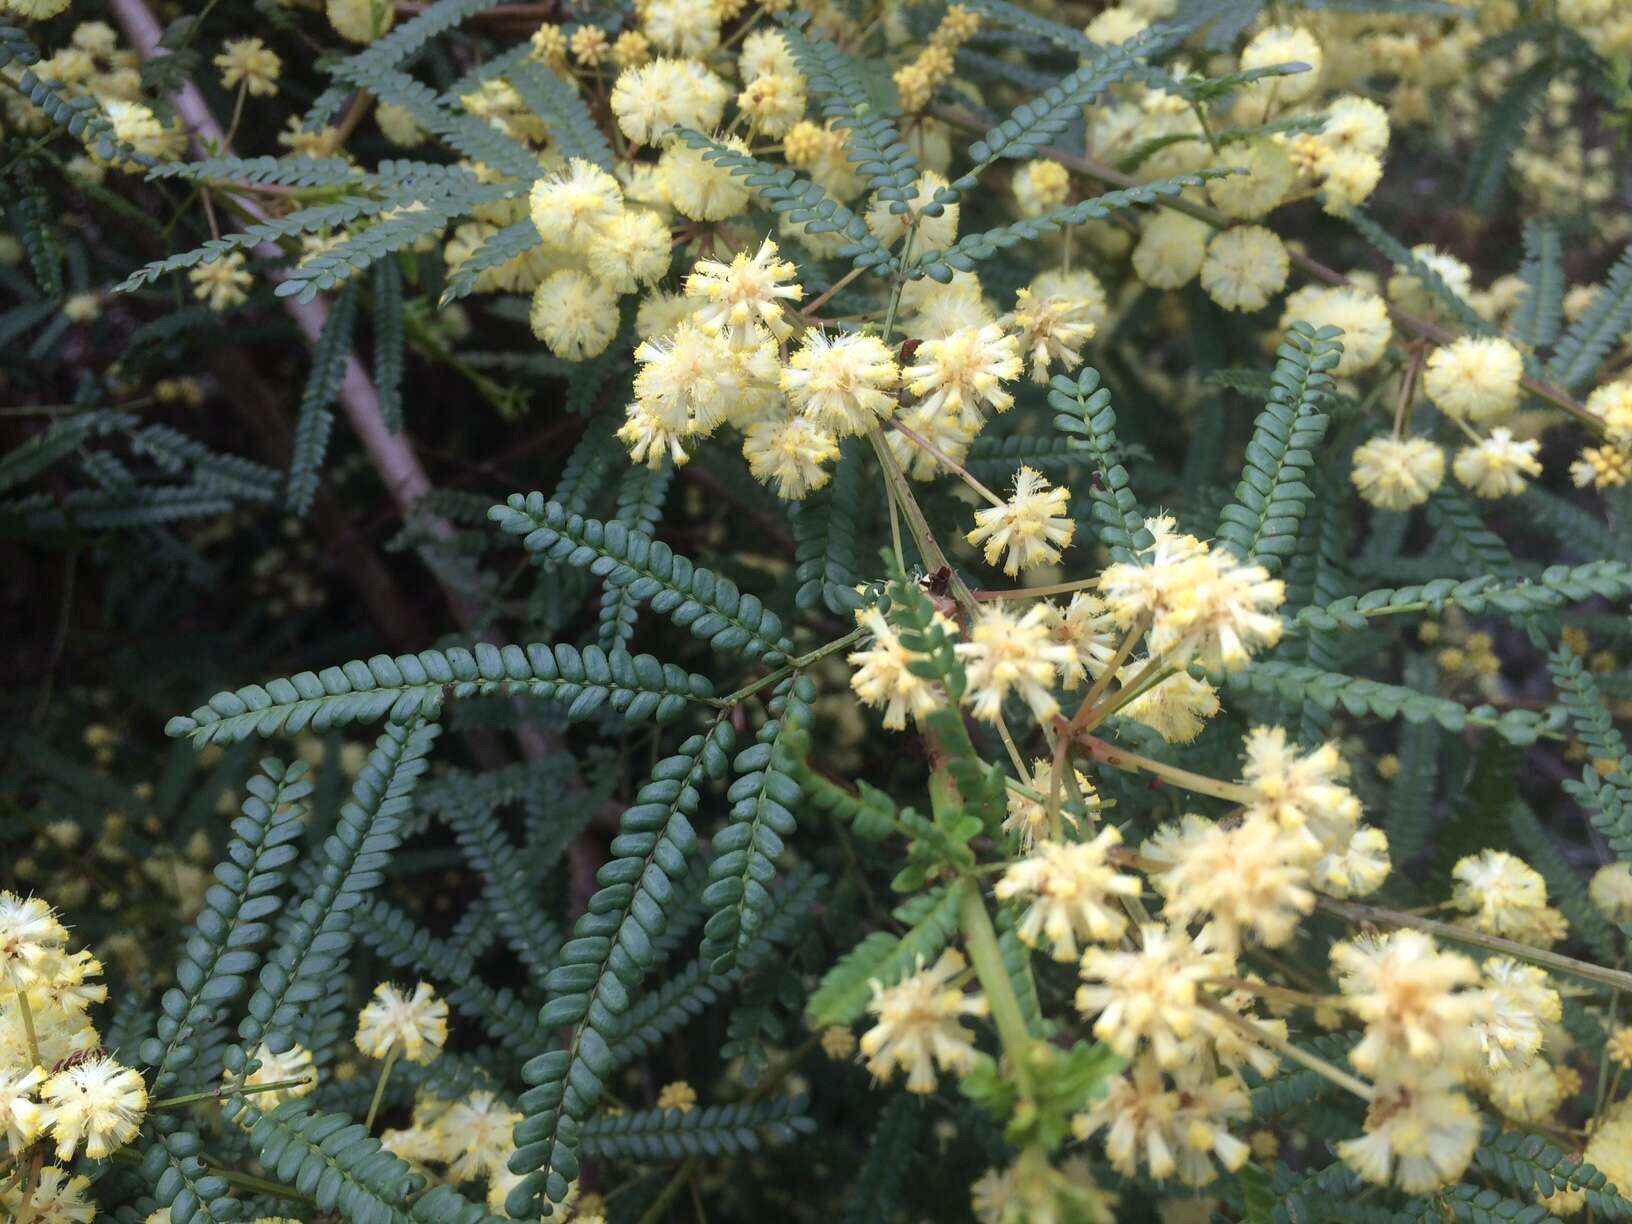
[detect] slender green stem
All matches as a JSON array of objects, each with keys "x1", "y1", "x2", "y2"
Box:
[
  {"x1": 706, "y1": 628, "x2": 864, "y2": 709},
  {"x1": 956, "y1": 877, "x2": 1034, "y2": 1099},
  {"x1": 887, "y1": 417, "x2": 1004, "y2": 507},
  {"x1": 1202, "y1": 999, "x2": 1374, "y2": 1102},
  {"x1": 12, "y1": 984, "x2": 39, "y2": 1069},
  {"x1": 152, "y1": 1076, "x2": 315, "y2": 1111},
  {"x1": 1318, "y1": 898, "x2": 1632, "y2": 995},
  {"x1": 1066, "y1": 613, "x2": 1150, "y2": 734},
  {"x1": 1080, "y1": 659, "x2": 1174, "y2": 732},
  {"x1": 1071, "y1": 733, "x2": 1257, "y2": 803},
  {"x1": 363, "y1": 1046, "x2": 400, "y2": 1132},
  {"x1": 973, "y1": 576, "x2": 1101, "y2": 601}
]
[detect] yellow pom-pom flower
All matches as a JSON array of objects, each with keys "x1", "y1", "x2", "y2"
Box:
[
  {"x1": 965, "y1": 466, "x2": 1073, "y2": 576},
  {"x1": 1423, "y1": 337, "x2": 1524, "y2": 422},
  {"x1": 1452, "y1": 428, "x2": 1541, "y2": 498},
  {"x1": 530, "y1": 270, "x2": 619, "y2": 361},
  {"x1": 355, "y1": 981, "x2": 448, "y2": 1065},
  {"x1": 41, "y1": 1054, "x2": 147, "y2": 1161},
  {"x1": 1350, "y1": 435, "x2": 1445, "y2": 510},
  {"x1": 1200, "y1": 225, "x2": 1290, "y2": 313},
  {"x1": 783, "y1": 330, "x2": 899, "y2": 436}
]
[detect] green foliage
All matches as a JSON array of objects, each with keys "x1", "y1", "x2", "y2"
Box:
[
  {"x1": 507, "y1": 721, "x2": 735, "y2": 1215},
  {"x1": 701, "y1": 676, "x2": 814, "y2": 971},
  {"x1": 792, "y1": 439, "x2": 868, "y2": 615},
  {"x1": 138, "y1": 759, "x2": 313, "y2": 1090},
  {"x1": 1346, "y1": 206, "x2": 1493, "y2": 336},
  {"x1": 1472, "y1": 1129, "x2": 1632, "y2": 1219},
  {"x1": 678, "y1": 132, "x2": 897, "y2": 274},
  {"x1": 1550, "y1": 645, "x2": 1632, "y2": 858},
  {"x1": 1048, "y1": 366, "x2": 1156, "y2": 563},
  {"x1": 1511, "y1": 220, "x2": 1565, "y2": 348},
  {"x1": 918, "y1": 172, "x2": 1213, "y2": 280},
  {"x1": 806, "y1": 884, "x2": 961, "y2": 1026},
  {"x1": 1214, "y1": 322, "x2": 1339, "y2": 571},
  {"x1": 1548, "y1": 241, "x2": 1632, "y2": 389},
  {"x1": 779, "y1": 19, "x2": 918, "y2": 208},
  {"x1": 1462, "y1": 59, "x2": 1554, "y2": 208},
  {"x1": 230, "y1": 720, "x2": 438, "y2": 1061},
  {"x1": 288, "y1": 280, "x2": 357, "y2": 514},
  {"x1": 1225, "y1": 660, "x2": 1554, "y2": 744},
  {"x1": 165, "y1": 642, "x2": 711, "y2": 745},
  {"x1": 490, "y1": 494, "x2": 791, "y2": 662},
  {"x1": 225, "y1": 1099, "x2": 423, "y2": 1220},
  {"x1": 578, "y1": 1095, "x2": 814, "y2": 1159}
]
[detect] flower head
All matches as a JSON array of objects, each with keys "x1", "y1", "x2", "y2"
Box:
[
  {"x1": 742, "y1": 413, "x2": 840, "y2": 500},
  {"x1": 355, "y1": 981, "x2": 448, "y2": 1065},
  {"x1": 1199, "y1": 226, "x2": 1289, "y2": 313},
  {"x1": 1076, "y1": 923, "x2": 1230, "y2": 1067},
  {"x1": 1471, "y1": 957, "x2": 1559, "y2": 1074},
  {"x1": 1449, "y1": 850, "x2": 1547, "y2": 938},
  {"x1": 995, "y1": 828, "x2": 1141, "y2": 960},
  {"x1": 1241, "y1": 726, "x2": 1363, "y2": 858},
  {"x1": 783, "y1": 330, "x2": 900, "y2": 435},
  {"x1": 189, "y1": 252, "x2": 253, "y2": 312},
  {"x1": 1144, "y1": 811, "x2": 1315, "y2": 952},
  {"x1": 1005, "y1": 286, "x2": 1098, "y2": 382},
  {"x1": 904, "y1": 324, "x2": 1022, "y2": 432},
  {"x1": 585, "y1": 209, "x2": 672, "y2": 294},
  {"x1": 610, "y1": 59, "x2": 729, "y2": 144},
  {"x1": 1332, "y1": 931, "x2": 1482, "y2": 1075},
  {"x1": 1424, "y1": 337, "x2": 1524, "y2": 423},
  {"x1": 848, "y1": 609, "x2": 943, "y2": 729},
  {"x1": 443, "y1": 1090, "x2": 523, "y2": 1182},
  {"x1": 860, "y1": 949, "x2": 988, "y2": 1093},
  {"x1": 1, "y1": 1166, "x2": 94, "y2": 1224},
  {"x1": 40, "y1": 1054, "x2": 147, "y2": 1161},
  {"x1": 530, "y1": 270, "x2": 619, "y2": 361},
  {"x1": 215, "y1": 37, "x2": 281, "y2": 96},
  {"x1": 955, "y1": 604, "x2": 1074, "y2": 722},
  {"x1": 1351, "y1": 435, "x2": 1445, "y2": 511},
  {"x1": 685, "y1": 237, "x2": 804, "y2": 344},
  {"x1": 528, "y1": 160, "x2": 622, "y2": 250},
  {"x1": 0, "y1": 1065, "x2": 45, "y2": 1156},
  {"x1": 1452, "y1": 428, "x2": 1541, "y2": 498},
  {"x1": 1339, "y1": 1071, "x2": 1479, "y2": 1195},
  {"x1": 967, "y1": 467, "x2": 1074, "y2": 576}
]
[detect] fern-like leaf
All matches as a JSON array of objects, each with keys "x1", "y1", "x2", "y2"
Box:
[
  {"x1": 1346, "y1": 207, "x2": 1493, "y2": 337},
  {"x1": 1224, "y1": 660, "x2": 1553, "y2": 745},
  {"x1": 1472, "y1": 1128, "x2": 1632, "y2": 1219},
  {"x1": 138, "y1": 759, "x2": 312, "y2": 1091},
  {"x1": 286, "y1": 281, "x2": 357, "y2": 515},
  {"x1": 838, "y1": 1095, "x2": 920, "y2": 1224},
  {"x1": 1425, "y1": 485, "x2": 1520, "y2": 578},
  {"x1": 507, "y1": 721, "x2": 736, "y2": 1216},
  {"x1": 805, "y1": 884, "x2": 961, "y2": 1026},
  {"x1": 1048, "y1": 366, "x2": 1156, "y2": 564},
  {"x1": 792, "y1": 438, "x2": 868, "y2": 615},
  {"x1": 1214, "y1": 322, "x2": 1339, "y2": 572},
  {"x1": 700, "y1": 676, "x2": 814, "y2": 972},
  {"x1": 164, "y1": 642, "x2": 711, "y2": 745},
  {"x1": 229, "y1": 720, "x2": 438, "y2": 1065},
  {"x1": 597, "y1": 461, "x2": 674, "y2": 650},
  {"x1": 372, "y1": 256, "x2": 406, "y2": 433},
  {"x1": 677, "y1": 132, "x2": 896, "y2": 274},
  {"x1": 1511, "y1": 220, "x2": 1564, "y2": 348},
  {"x1": 490, "y1": 494, "x2": 791, "y2": 663},
  {"x1": 1547, "y1": 241, "x2": 1632, "y2": 390},
  {"x1": 918, "y1": 173, "x2": 1209, "y2": 281},
  {"x1": 1549, "y1": 645, "x2": 1632, "y2": 859},
  {"x1": 507, "y1": 60, "x2": 616, "y2": 171},
  {"x1": 1286, "y1": 560, "x2": 1632, "y2": 635},
  {"x1": 578, "y1": 1095, "x2": 813, "y2": 1160},
  {"x1": 1461, "y1": 59, "x2": 1553, "y2": 209},
  {"x1": 225, "y1": 1099, "x2": 421, "y2": 1218},
  {"x1": 440, "y1": 785, "x2": 563, "y2": 985},
  {"x1": 778, "y1": 20, "x2": 918, "y2": 208}
]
